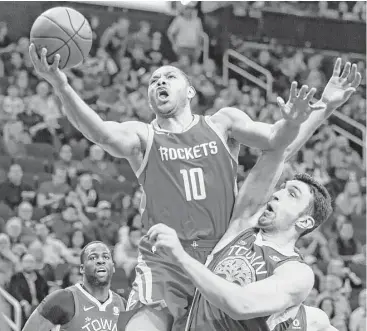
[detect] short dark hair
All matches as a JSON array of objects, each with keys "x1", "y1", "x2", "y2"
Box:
[
  {"x1": 80, "y1": 241, "x2": 112, "y2": 264},
  {"x1": 294, "y1": 173, "x2": 333, "y2": 237}
]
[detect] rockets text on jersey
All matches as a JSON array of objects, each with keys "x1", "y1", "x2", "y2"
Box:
[
  {"x1": 137, "y1": 115, "x2": 239, "y2": 241},
  {"x1": 60, "y1": 284, "x2": 124, "y2": 331}
]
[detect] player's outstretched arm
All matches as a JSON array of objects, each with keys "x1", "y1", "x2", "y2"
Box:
[
  {"x1": 283, "y1": 58, "x2": 361, "y2": 160},
  {"x1": 22, "y1": 289, "x2": 74, "y2": 331},
  {"x1": 228, "y1": 85, "x2": 323, "y2": 223},
  {"x1": 210, "y1": 84, "x2": 324, "y2": 151},
  {"x1": 29, "y1": 44, "x2": 148, "y2": 160}
]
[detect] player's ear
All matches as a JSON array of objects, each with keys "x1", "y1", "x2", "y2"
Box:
[
  {"x1": 187, "y1": 86, "x2": 196, "y2": 100},
  {"x1": 80, "y1": 264, "x2": 84, "y2": 275},
  {"x1": 295, "y1": 215, "x2": 315, "y2": 232}
]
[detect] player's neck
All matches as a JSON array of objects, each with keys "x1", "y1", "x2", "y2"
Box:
[
  {"x1": 82, "y1": 282, "x2": 110, "y2": 303},
  {"x1": 259, "y1": 229, "x2": 297, "y2": 251},
  {"x1": 156, "y1": 107, "x2": 194, "y2": 133}
]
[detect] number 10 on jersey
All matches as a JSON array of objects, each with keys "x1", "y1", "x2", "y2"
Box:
[{"x1": 180, "y1": 168, "x2": 207, "y2": 201}]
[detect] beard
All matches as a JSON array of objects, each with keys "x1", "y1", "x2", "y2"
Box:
[{"x1": 85, "y1": 271, "x2": 112, "y2": 287}]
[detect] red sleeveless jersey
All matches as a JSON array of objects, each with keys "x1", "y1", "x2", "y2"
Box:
[
  {"x1": 61, "y1": 284, "x2": 124, "y2": 331},
  {"x1": 137, "y1": 115, "x2": 238, "y2": 241},
  {"x1": 186, "y1": 228, "x2": 304, "y2": 331}
]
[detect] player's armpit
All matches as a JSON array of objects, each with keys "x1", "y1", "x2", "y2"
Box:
[
  {"x1": 210, "y1": 107, "x2": 275, "y2": 151},
  {"x1": 22, "y1": 309, "x2": 57, "y2": 331},
  {"x1": 229, "y1": 261, "x2": 314, "y2": 320}
]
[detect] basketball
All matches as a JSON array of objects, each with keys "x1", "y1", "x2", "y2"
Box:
[{"x1": 30, "y1": 7, "x2": 92, "y2": 70}]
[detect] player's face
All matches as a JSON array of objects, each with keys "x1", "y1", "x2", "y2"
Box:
[
  {"x1": 148, "y1": 66, "x2": 193, "y2": 118},
  {"x1": 81, "y1": 243, "x2": 115, "y2": 287},
  {"x1": 258, "y1": 180, "x2": 314, "y2": 233}
]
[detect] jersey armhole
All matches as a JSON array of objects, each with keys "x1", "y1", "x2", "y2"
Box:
[
  {"x1": 62, "y1": 288, "x2": 78, "y2": 328},
  {"x1": 204, "y1": 116, "x2": 238, "y2": 164},
  {"x1": 135, "y1": 124, "x2": 154, "y2": 180}
]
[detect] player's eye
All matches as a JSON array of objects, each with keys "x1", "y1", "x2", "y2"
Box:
[
  {"x1": 104, "y1": 255, "x2": 110, "y2": 260},
  {"x1": 168, "y1": 75, "x2": 175, "y2": 79}
]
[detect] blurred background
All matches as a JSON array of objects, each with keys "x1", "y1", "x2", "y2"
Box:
[{"x1": 0, "y1": 2, "x2": 365, "y2": 331}]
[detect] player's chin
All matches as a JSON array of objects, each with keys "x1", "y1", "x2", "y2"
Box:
[{"x1": 257, "y1": 215, "x2": 273, "y2": 228}]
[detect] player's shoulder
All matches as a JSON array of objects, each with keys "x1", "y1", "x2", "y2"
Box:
[
  {"x1": 111, "y1": 291, "x2": 126, "y2": 311},
  {"x1": 37, "y1": 288, "x2": 74, "y2": 313}
]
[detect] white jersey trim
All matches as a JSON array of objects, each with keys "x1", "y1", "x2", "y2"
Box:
[
  {"x1": 204, "y1": 116, "x2": 238, "y2": 164},
  {"x1": 135, "y1": 124, "x2": 154, "y2": 179},
  {"x1": 267, "y1": 305, "x2": 300, "y2": 331},
  {"x1": 255, "y1": 232, "x2": 299, "y2": 257},
  {"x1": 75, "y1": 283, "x2": 113, "y2": 312},
  {"x1": 151, "y1": 114, "x2": 200, "y2": 134}
]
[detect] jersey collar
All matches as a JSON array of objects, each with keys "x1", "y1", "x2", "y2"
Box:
[{"x1": 76, "y1": 283, "x2": 113, "y2": 312}]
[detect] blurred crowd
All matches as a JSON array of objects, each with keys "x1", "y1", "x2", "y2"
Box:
[
  {"x1": 228, "y1": 1, "x2": 366, "y2": 21},
  {"x1": 0, "y1": 3, "x2": 365, "y2": 331}
]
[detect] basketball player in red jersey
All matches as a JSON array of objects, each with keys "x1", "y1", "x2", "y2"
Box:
[
  {"x1": 287, "y1": 305, "x2": 338, "y2": 331},
  {"x1": 146, "y1": 60, "x2": 361, "y2": 330},
  {"x1": 29, "y1": 44, "x2": 359, "y2": 330},
  {"x1": 22, "y1": 241, "x2": 125, "y2": 331}
]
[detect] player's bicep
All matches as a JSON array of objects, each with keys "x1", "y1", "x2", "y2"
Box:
[
  {"x1": 22, "y1": 309, "x2": 57, "y2": 331},
  {"x1": 100, "y1": 121, "x2": 147, "y2": 160},
  {"x1": 213, "y1": 107, "x2": 273, "y2": 150},
  {"x1": 231, "y1": 150, "x2": 286, "y2": 220}
]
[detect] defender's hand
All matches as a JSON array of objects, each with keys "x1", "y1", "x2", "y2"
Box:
[
  {"x1": 147, "y1": 223, "x2": 186, "y2": 259},
  {"x1": 29, "y1": 44, "x2": 67, "y2": 89},
  {"x1": 277, "y1": 82, "x2": 326, "y2": 125},
  {"x1": 321, "y1": 57, "x2": 362, "y2": 110}
]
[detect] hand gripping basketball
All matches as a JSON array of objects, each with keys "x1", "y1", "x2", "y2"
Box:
[{"x1": 29, "y1": 44, "x2": 67, "y2": 89}]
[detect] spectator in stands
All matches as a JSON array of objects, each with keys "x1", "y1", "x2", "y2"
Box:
[
  {"x1": 114, "y1": 226, "x2": 141, "y2": 278},
  {"x1": 28, "y1": 81, "x2": 60, "y2": 120},
  {"x1": 30, "y1": 116, "x2": 62, "y2": 150},
  {"x1": 82, "y1": 144, "x2": 118, "y2": 178},
  {"x1": 84, "y1": 200, "x2": 119, "y2": 246},
  {"x1": 318, "y1": 274, "x2": 351, "y2": 325},
  {"x1": 74, "y1": 171, "x2": 99, "y2": 209},
  {"x1": 9, "y1": 253, "x2": 49, "y2": 325},
  {"x1": 327, "y1": 259, "x2": 362, "y2": 292},
  {"x1": 0, "y1": 21, "x2": 15, "y2": 55},
  {"x1": 2, "y1": 85, "x2": 25, "y2": 120},
  {"x1": 329, "y1": 221, "x2": 363, "y2": 263},
  {"x1": 37, "y1": 166, "x2": 69, "y2": 213},
  {"x1": 297, "y1": 229, "x2": 331, "y2": 263},
  {"x1": 336, "y1": 178, "x2": 364, "y2": 216},
  {"x1": 0, "y1": 232, "x2": 20, "y2": 284},
  {"x1": 17, "y1": 102, "x2": 44, "y2": 130},
  {"x1": 167, "y1": 3, "x2": 204, "y2": 63},
  {"x1": 100, "y1": 17, "x2": 130, "y2": 63},
  {"x1": 318, "y1": 295, "x2": 337, "y2": 320},
  {"x1": 2, "y1": 120, "x2": 31, "y2": 157},
  {"x1": 34, "y1": 223, "x2": 79, "y2": 268},
  {"x1": 61, "y1": 265, "x2": 82, "y2": 289},
  {"x1": 17, "y1": 201, "x2": 36, "y2": 228},
  {"x1": 112, "y1": 191, "x2": 135, "y2": 224},
  {"x1": 28, "y1": 240, "x2": 55, "y2": 283},
  {"x1": 68, "y1": 229, "x2": 86, "y2": 260},
  {"x1": 54, "y1": 144, "x2": 82, "y2": 179},
  {"x1": 350, "y1": 289, "x2": 367, "y2": 331},
  {"x1": 0, "y1": 164, "x2": 33, "y2": 209},
  {"x1": 129, "y1": 21, "x2": 151, "y2": 52}
]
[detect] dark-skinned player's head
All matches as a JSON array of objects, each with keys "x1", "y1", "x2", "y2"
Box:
[
  {"x1": 148, "y1": 65, "x2": 196, "y2": 118},
  {"x1": 80, "y1": 241, "x2": 115, "y2": 287},
  {"x1": 258, "y1": 173, "x2": 332, "y2": 238}
]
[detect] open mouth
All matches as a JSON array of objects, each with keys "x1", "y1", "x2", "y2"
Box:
[
  {"x1": 157, "y1": 89, "x2": 169, "y2": 101},
  {"x1": 96, "y1": 267, "x2": 107, "y2": 275}
]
